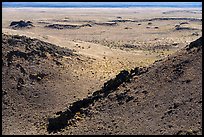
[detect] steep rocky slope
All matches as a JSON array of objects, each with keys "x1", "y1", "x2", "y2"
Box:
[
  {"x1": 49, "y1": 37, "x2": 202, "y2": 135},
  {"x1": 2, "y1": 33, "x2": 78, "y2": 134}
]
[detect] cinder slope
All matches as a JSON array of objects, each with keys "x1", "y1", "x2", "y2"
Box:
[
  {"x1": 2, "y1": 33, "x2": 78, "y2": 135},
  {"x1": 2, "y1": 33, "x2": 202, "y2": 135},
  {"x1": 60, "y1": 37, "x2": 202, "y2": 135}
]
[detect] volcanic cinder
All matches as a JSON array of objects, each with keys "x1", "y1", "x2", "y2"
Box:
[{"x1": 2, "y1": 7, "x2": 202, "y2": 135}]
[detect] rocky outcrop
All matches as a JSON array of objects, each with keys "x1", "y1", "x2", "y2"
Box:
[
  {"x1": 175, "y1": 26, "x2": 199, "y2": 31},
  {"x1": 47, "y1": 67, "x2": 148, "y2": 133},
  {"x1": 3, "y1": 34, "x2": 75, "y2": 66},
  {"x1": 94, "y1": 22, "x2": 117, "y2": 26},
  {"x1": 45, "y1": 23, "x2": 92, "y2": 29},
  {"x1": 186, "y1": 37, "x2": 202, "y2": 51},
  {"x1": 10, "y1": 20, "x2": 34, "y2": 29}
]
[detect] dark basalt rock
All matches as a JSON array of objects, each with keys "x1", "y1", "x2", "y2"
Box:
[
  {"x1": 175, "y1": 130, "x2": 199, "y2": 135},
  {"x1": 175, "y1": 26, "x2": 199, "y2": 31},
  {"x1": 186, "y1": 37, "x2": 202, "y2": 51},
  {"x1": 47, "y1": 67, "x2": 148, "y2": 133},
  {"x1": 45, "y1": 23, "x2": 92, "y2": 29},
  {"x1": 4, "y1": 34, "x2": 75, "y2": 67},
  {"x1": 45, "y1": 24, "x2": 80, "y2": 29},
  {"x1": 94, "y1": 22, "x2": 117, "y2": 26},
  {"x1": 103, "y1": 70, "x2": 129, "y2": 92},
  {"x1": 29, "y1": 72, "x2": 48, "y2": 81},
  {"x1": 116, "y1": 92, "x2": 134, "y2": 105},
  {"x1": 10, "y1": 20, "x2": 34, "y2": 29},
  {"x1": 17, "y1": 78, "x2": 25, "y2": 90}
]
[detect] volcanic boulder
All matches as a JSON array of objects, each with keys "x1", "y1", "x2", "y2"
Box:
[{"x1": 10, "y1": 20, "x2": 34, "y2": 29}]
